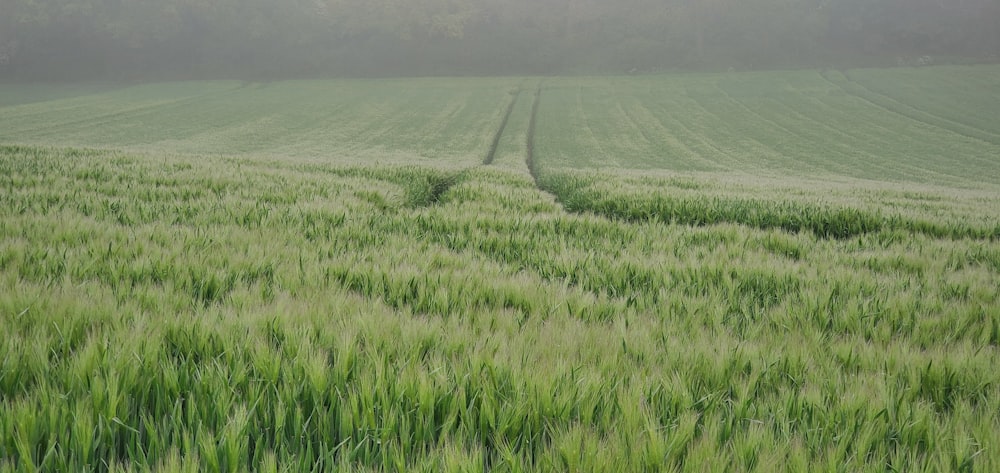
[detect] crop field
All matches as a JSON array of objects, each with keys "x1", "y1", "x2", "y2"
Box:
[{"x1": 1, "y1": 66, "x2": 999, "y2": 472}]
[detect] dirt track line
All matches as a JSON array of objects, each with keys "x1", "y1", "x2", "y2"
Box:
[
  {"x1": 526, "y1": 87, "x2": 542, "y2": 179},
  {"x1": 484, "y1": 89, "x2": 522, "y2": 165},
  {"x1": 524, "y1": 85, "x2": 575, "y2": 215}
]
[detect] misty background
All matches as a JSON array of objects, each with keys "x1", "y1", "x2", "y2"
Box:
[{"x1": 1, "y1": 0, "x2": 998, "y2": 80}]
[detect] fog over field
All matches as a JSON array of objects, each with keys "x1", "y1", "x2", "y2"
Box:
[
  {"x1": 2, "y1": 2, "x2": 1000, "y2": 473},
  {"x1": 1, "y1": 0, "x2": 999, "y2": 79}
]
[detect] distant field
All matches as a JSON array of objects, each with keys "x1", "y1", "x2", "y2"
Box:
[
  {"x1": 537, "y1": 67, "x2": 1000, "y2": 186},
  {"x1": 1, "y1": 67, "x2": 999, "y2": 472},
  {"x1": 0, "y1": 79, "x2": 519, "y2": 165}
]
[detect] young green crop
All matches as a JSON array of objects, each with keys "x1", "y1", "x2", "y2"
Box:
[
  {"x1": 1, "y1": 66, "x2": 999, "y2": 472},
  {"x1": 534, "y1": 68, "x2": 1000, "y2": 187},
  {"x1": 2, "y1": 143, "x2": 999, "y2": 472}
]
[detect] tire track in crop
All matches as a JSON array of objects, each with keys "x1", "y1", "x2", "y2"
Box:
[
  {"x1": 319, "y1": 88, "x2": 519, "y2": 203},
  {"x1": 526, "y1": 87, "x2": 545, "y2": 184},
  {"x1": 483, "y1": 89, "x2": 522, "y2": 165},
  {"x1": 481, "y1": 82, "x2": 560, "y2": 202},
  {"x1": 516, "y1": 84, "x2": 573, "y2": 214},
  {"x1": 397, "y1": 87, "x2": 526, "y2": 204}
]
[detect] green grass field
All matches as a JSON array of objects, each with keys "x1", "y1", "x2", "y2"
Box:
[{"x1": 2, "y1": 66, "x2": 999, "y2": 472}]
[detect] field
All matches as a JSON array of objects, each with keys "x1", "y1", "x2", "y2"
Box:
[{"x1": 1, "y1": 66, "x2": 999, "y2": 472}]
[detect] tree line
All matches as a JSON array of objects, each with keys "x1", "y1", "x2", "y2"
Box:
[{"x1": 1, "y1": 0, "x2": 998, "y2": 79}]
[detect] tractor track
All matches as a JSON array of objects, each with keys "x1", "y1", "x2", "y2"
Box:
[
  {"x1": 483, "y1": 88, "x2": 522, "y2": 165},
  {"x1": 525, "y1": 87, "x2": 542, "y2": 182}
]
